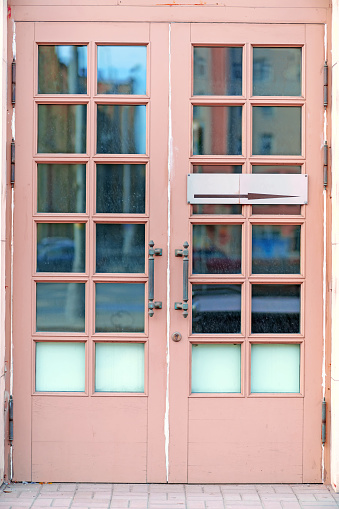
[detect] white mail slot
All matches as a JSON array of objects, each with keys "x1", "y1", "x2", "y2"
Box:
[{"x1": 187, "y1": 173, "x2": 308, "y2": 205}]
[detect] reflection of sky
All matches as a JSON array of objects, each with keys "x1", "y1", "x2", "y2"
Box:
[{"x1": 55, "y1": 46, "x2": 87, "y2": 75}]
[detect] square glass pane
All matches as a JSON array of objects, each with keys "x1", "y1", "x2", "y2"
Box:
[
  {"x1": 97, "y1": 105, "x2": 146, "y2": 154},
  {"x1": 253, "y1": 47, "x2": 302, "y2": 96},
  {"x1": 96, "y1": 223, "x2": 145, "y2": 273},
  {"x1": 38, "y1": 104, "x2": 87, "y2": 153},
  {"x1": 95, "y1": 343, "x2": 144, "y2": 392},
  {"x1": 37, "y1": 164, "x2": 86, "y2": 213},
  {"x1": 97, "y1": 45, "x2": 147, "y2": 95},
  {"x1": 36, "y1": 282, "x2": 85, "y2": 332},
  {"x1": 193, "y1": 47, "x2": 242, "y2": 96},
  {"x1": 192, "y1": 165, "x2": 242, "y2": 215},
  {"x1": 96, "y1": 164, "x2": 145, "y2": 214},
  {"x1": 35, "y1": 342, "x2": 85, "y2": 392},
  {"x1": 252, "y1": 106, "x2": 301, "y2": 156},
  {"x1": 193, "y1": 106, "x2": 242, "y2": 155},
  {"x1": 251, "y1": 343, "x2": 300, "y2": 393},
  {"x1": 192, "y1": 284, "x2": 241, "y2": 334},
  {"x1": 38, "y1": 45, "x2": 87, "y2": 94},
  {"x1": 252, "y1": 225, "x2": 300, "y2": 274},
  {"x1": 193, "y1": 224, "x2": 241, "y2": 274},
  {"x1": 251, "y1": 284, "x2": 300, "y2": 334},
  {"x1": 95, "y1": 283, "x2": 144, "y2": 333},
  {"x1": 191, "y1": 344, "x2": 241, "y2": 393},
  {"x1": 37, "y1": 223, "x2": 85, "y2": 273}
]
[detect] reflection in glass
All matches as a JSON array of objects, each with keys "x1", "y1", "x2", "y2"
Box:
[
  {"x1": 251, "y1": 284, "x2": 300, "y2": 334},
  {"x1": 97, "y1": 105, "x2": 146, "y2": 154},
  {"x1": 252, "y1": 225, "x2": 300, "y2": 274},
  {"x1": 251, "y1": 165, "x2": 302, "y2": 215},
  {"x1": 193, "y1": 224, "x2": 241, "y2": 274},
  {"x1": 192, "y1": 284, "x2": 241, "y2": 334},
  {"x1": 193, "y1": 47, "x2": 242, "y2": 96},
  {"x1": 38, "y1": 45, "x2": 87, "y2": 94},
  {"x1": 36, "y1": 342, "x2": 85, "y2": 392},
  {"x1": 95, "y1": 283, "x2": 144, "y2": 333},
  {"x1": 252, "y1": 106, "x2": 301, "y2": 156},
  {"x1": 37, "y1": 223, "x2": 85, "y2": 273},
  {"x1": 36, "y1": 282, "x2": 85, "y2": 332},
  {"x1": 97, "y1": 46, "x2": 147, "y2": 95},
  {"x1": 192, "y1": 165, "x2": 242, "y2": 215},
  {"x1": 38, "y1": 104, "x2": 87, "y2": 153},
  {"x1": 193, "y1": 106, "x2": 242, "y2": 155},
  {"x1": 96, "y1": 223, "x2": 145, "y2": 273},
  {"x1": 96, "y1": 164, "x2": 145, "y2": 214},
  {"x1": 253, "y1": 47, "x2": 301, "y2": 96},
  {"x1": 251, "y1": 344, "x2": 300, "y2": 393},
  {"x1": 95, "y1": 343, "x2": 144, "y2": 392},
  {"x1": 37, "y1": 164, "x2": 86, "y2": 213},
  {"x1": 191, "y1": 344, "x2": 241, "y2": 393}
]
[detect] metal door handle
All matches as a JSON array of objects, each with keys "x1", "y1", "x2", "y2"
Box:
[
  {"x1": 174, "y1": 241, "x2": 189, "y2": 318},
  {"x1": 148, "y1": 240, "x2": 162, "y2": 317}
]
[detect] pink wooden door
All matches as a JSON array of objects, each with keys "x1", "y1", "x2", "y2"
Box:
[{"x1": 13, "y1": 20, "x2": 324, "y2": 483}]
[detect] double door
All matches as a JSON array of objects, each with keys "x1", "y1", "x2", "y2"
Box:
[{"x1": 13, "y1": 21, "x2": 324, "y2": 483}]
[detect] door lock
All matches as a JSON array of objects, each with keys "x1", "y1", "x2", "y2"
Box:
[{"x1": 171, "y1": 332, "x2": 182, "y2": 342}]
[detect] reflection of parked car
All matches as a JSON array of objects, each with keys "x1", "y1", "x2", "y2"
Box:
[{"x1": 37, "y1": 237, "x2": 74, "y2": 272}]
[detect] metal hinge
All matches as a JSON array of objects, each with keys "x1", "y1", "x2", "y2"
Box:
[
  {"x1": 324, "y1": 61, "x2": 328, "y2": 108},
  {"x1": 10, "y1": 140, "x2": 15, "y2": 187},
  {"x1": 322, "y1": 398, "x2": 326, "y2": 445},
  {"x1": 11, "y1": 60, "x2": 16, "y2": 105},
  {"x1": 9, "y1": 396, "x2": 13, "y2": 443},
  {"x1": 323, "y1": 141, "x2": 328, "y2": 188}
]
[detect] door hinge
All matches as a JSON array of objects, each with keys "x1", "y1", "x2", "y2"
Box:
[
  {"x1": 10, "y1": 140, "x2": 15, "y2": 187},
  {"x1": 324, "y1": 61, "x2": 328, "y2": 108},
  {"x1": 323, "y1": 141, "x2": 328, "y2": 188},
  {"x1": 9, "y1": 395, "x2": 13, "y2": 443},
  {"x1": 322, "y1": 398, "x2": 326, "y2": 445},
  {"x1": 11, "y1": 60, "x2": 16, "y2": 105}
]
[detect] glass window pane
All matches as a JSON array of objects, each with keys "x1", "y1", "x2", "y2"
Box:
[
  {"x1": 96, "y1": 223, "x2": 145, "y2": 273},
  {"x1": 251, "y1": 344, "x2": 300, "y2": 393},
  {"x1": 96, "y1": 164, "x2": 145, "y2": 214},
  {"x1": 38, "y1": 104, "x2": 87, "y2": 153},
  {"x1": 252, "y1": 165, "x2": 301, "y2": 174},
  {"x1": 253, "y1": 47, "x2": 301, "y2": 96},
  {"x1": 192, "y1": 165, "x2": 242, "y2": 215},
  {"x1": 252, "y1": 106, "x2": 301, "y2": 156},
  {"x1": 251, "y1": 284, "x2": 300, "y2": 334},
  {"x1": 97, "y1": 46, "x2": 147, "y2": 95},
  {"x1": 192, "y1": 284, "x2": 241, "y2": 334},
  {"x1": 36, "y1": 282, "x2": 85, "y2": 332},
  {"x1": 252, "y1": 225, "x2": 300, "y2": 274},
  {"x1": 95, "y1": 343, "x2": 144, "y2": 392},
  {"x1": 193, "y1": 47, "x2": 242, "y2": 96},
  {"x1": 95, "y1": 283, "x2": 144, "y2": 333},
  {"x1": 37, "y1": 164, "x2": 86, "y2": 213},
  {"x1": 35, "y1": 342, "x2": 85, "y2": 392},
  {"x1": 193, "y1": 106, "x2": 242, "y2": 155},
  {"x1": 191, "y1": 344, "x2": 241, "y2": 393},
  {"x1": 37, "y1": 223, "x2": 85, "y2": 273},
  {"x1": 193, "y1": 224, "x2": 241, "y2": 274},
  {"x1": 38, "y1": 45, "x2": 87, "y2": 94},
  {"x1": 97, "y1": 105, "x2": 146, "y2": 154}
]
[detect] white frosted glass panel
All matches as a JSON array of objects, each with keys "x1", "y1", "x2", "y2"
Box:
[
  {"x1": 251, "y1": 343, "x2": 300, "y2": 393},
  {"x1": 36, "y1": 342, "x2": 85, "y2": 392},
  {"x1": 95, "y1": 343, "x2": 144, "y2": 393},
  {"x1": 191, "y1": 344, "x2": 241, "y2": 393}
]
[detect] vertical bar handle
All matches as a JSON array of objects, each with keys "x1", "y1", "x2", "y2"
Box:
[
  {"x1": 148, "y1": 240, "x2": 162, "y2": 317},
  {"x1": 174, "y1": 241, "x2": 189, "y2": 318}
]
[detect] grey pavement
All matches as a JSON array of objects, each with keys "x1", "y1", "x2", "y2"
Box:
[{"x1": 0, "y1": 482, "x2": 338, "y2": 509}]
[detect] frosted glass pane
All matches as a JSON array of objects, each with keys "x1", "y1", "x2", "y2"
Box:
[
  {"x1": 95, "y1": 343, "x2": 144, "y2": 392},
  {"x1": 35, "y1": 342, "x2": 85, "y2": 392},
  {"x1": 251, "y1": 343, "x2": 300, "y2": 393},
  {"x1": 191, "y1": 344, "x2": 241, "y2": 393}
]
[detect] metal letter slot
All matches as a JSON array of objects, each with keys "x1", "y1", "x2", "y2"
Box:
[
  {"x1": 174, "y1": 242, "x2": 189, "y2": 318},
  {"x1": 148, "y1": 240, "x2": 162, "y2": 317}
]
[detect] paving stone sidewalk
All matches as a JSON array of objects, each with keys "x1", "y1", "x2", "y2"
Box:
[{"x1": 0, "y1": 482, "x2": 338, "y2": 509}]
